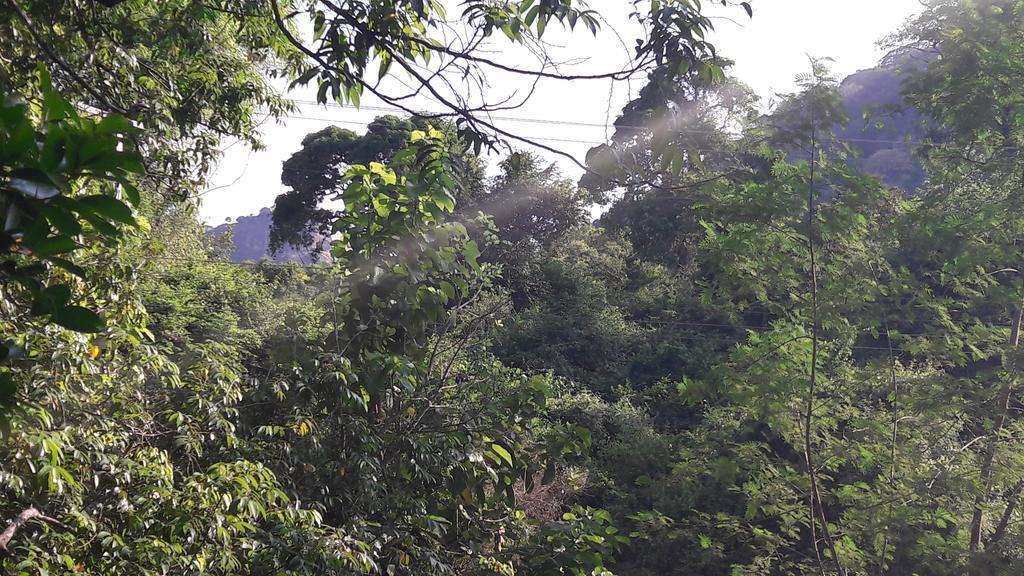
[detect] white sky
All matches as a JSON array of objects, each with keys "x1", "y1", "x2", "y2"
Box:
[{"x1": 199, "y1": 0, "x2": 922, "y2": 224}]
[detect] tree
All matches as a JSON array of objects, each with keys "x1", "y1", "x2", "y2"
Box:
[
  {"x1": 892, "y1": 0, "x2": 1024, "y2": 560},
  {"x1": 1, "y1": 128, "x2": 620, "y2": 575},
  {"x1": 1, "y1": 0, "x2": 299, "y2": 198},
  {"x1": 488, "y1": 15, "x2": 1024, "y2": 571},
  {"x1": 270, "y1": 115, "x2": 485, "y2": 253},
  {"x1": 230, "y1": 130, "x2": 619, "y2": 574},
  {"x1": 2, "y1": 0, "x2": 755, "y2": 573},
  {"x1": 584, "y1": 70, "x2": 761, "y2": 268},
  {"x1": 472, "y1": 151, "x2": 589, "y2": 308}
]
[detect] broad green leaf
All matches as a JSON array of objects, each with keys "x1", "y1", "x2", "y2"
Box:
[
  {"x1": 52, "y1": 305, "x2": 104, "y2": 333},
  {"x1": 491, "y1": 443, "x2": 513, "y2": 466},
  {"x1": 0, "y1": 373, "x2": 15, "y2": 405},
  {"x1": 79, "y1": 195, "x2": 136, "y2": 225},
  {"x1": 30, "y1": 284, "x2": 72, "y2": 316},
  {"x1": 7, "y1": 175, "x2": 61, "y2": 200},
  {"x1": 463, "y1": 240, "x2": 480, "y2": 271},
  {"x1": 30, "y1": 236, "x2": 78, "y2": 257}
]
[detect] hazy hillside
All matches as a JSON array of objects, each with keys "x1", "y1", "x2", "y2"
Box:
[
  {"x1": 207, "y1": 208, "x2": 324, "y2": 264},
  {"x1": 835, "y1": 49, "x2": 931, "y2": 191}
]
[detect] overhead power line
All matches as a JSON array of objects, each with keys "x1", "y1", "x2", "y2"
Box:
[
  {"x1": 203, "y1": 107, "x2": 1005, "y2": 196},
  {"x1": 287, "y1": 99, "x2": 962, "y2": 148},
  {"x1": 271, "y1": 111, "x2": 962, "y2": 150},
  {"x1": 290, "y1": 99, "x2": 654, "y2": 131},
  {"x1": 281, "y1": 114, "x2": 609, "y2": 146}
]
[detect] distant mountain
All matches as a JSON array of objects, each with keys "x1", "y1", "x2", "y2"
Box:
[
  {"x1": 207, "y1": 208, "x2": 325, "y2": 264},
  {"x1": 835, "y1": 49, "x2": 932, "y2": 192}
]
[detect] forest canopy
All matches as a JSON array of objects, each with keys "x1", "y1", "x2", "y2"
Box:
[{"x1": 5, "y1": 1, "x2": 1024, "y2": 575}]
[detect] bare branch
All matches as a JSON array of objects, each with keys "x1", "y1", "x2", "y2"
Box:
[{"x1": 0, "y1": 507, "x2": 67, "y2": 554}]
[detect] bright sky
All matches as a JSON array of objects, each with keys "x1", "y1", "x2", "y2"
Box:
[{"x1": 200, "y1": 0, "x2": 922, "y2": 224}]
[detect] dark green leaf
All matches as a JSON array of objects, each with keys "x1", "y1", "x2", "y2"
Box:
[
  {"x1": 42, "y1": 206, "x2": 83, "y2": 236},
  {"x1": 121, "y1": 182, "x2": 141, "y2": 207},
  {"x1": 52, "y1": 305, "x2": 104, "y2": 333},
  {"x1": 79, "y1": 212, "x2": 119, "y2": 236},
  {"x1": 0, "y1": 373, "x2": 15, "y2": 405},
  {"x1": 96, "y1": 114, "x2": 134, "y2": 135},
  {"x1": 46, "y1": 257, "x2": 86, "y2": 277},
  {"x1": 79, "y1": 195, "x2": 136, "y2": 225},
  {"x1": 30, "y1": 236, "x2": 78, "y2": 257},
  {"x1": 30, "y1": 284, "x2": 72, "y2": 316}
]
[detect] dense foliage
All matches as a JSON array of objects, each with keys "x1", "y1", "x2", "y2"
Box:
[
  {"x1": 1, "y1": 0, "x2": 720, "y2": 573},
  {"x1": 8, "y1": 0, "x2": 1024, "y2": 574},
  {"x1": 489, "y1": 2, "x2": 1024, "y2": 574}
]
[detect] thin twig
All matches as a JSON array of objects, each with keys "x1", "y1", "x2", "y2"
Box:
[{"x1": 803, "y1": 87, "x2": 825, "y2": 576}]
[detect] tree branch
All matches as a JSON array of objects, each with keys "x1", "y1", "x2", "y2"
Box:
[
  {"x1": 0, "y1": 507, "x2": 67, "y2": 554},
  {"x1": 989, "y1": 478, "x2": 1024, "y2": 545}
]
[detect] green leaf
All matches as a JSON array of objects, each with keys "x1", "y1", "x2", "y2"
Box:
[
  {"x1": 52, "y1": 306, "x2": 104, "y2": 333},
  {"x1": 96, "y1": 115, "x2": 134, "y2": 135},
  {"x1": 0, "y1": 106, "x2": 34, "y2": 160},
  {"x1": 121, "y1": 182, "x2": 141, "y2": 207},
  {"x1": 42, "y1": 206, "x2": 83, "y2": 236},
  {"x1": 439, "y1": 281, "x2": 455, "y2": 301},
  {"x1": 46, "y1": 257, "x2": 86, "y2": 277},
  {"x1": 31, "y1": 236, "x2": 78, "y2": 257},
  {"x1": 38, "y1": 66, "x2": 75, "y2": 122},
  {"x1": 30, "y1": 284, "x2": 72, "y2": 316},
  {"x1": 491, "y1": 443, "x2": 513, "y2": 466},
  {"x1": 463, "y1": 240, "x2": 480, "y2": 271},
  {"x1": 79, "y1": 212, "x2": 119, "y2": 236},
  {"x1": 7, "y1": 175, "x2": 61, "y2": 200},
  {"x1": 574, "y1": 426, "x2": 593, "y2": 448},
  {"x1": 79, "y1": 195, "x2": 136, "y2": 225},
  {"x1": 0, "y1": 373, "x2": 15, "y2": 405},
  {"x1": 434, "y1": 192, "x2": 455, "y2": 212}
]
